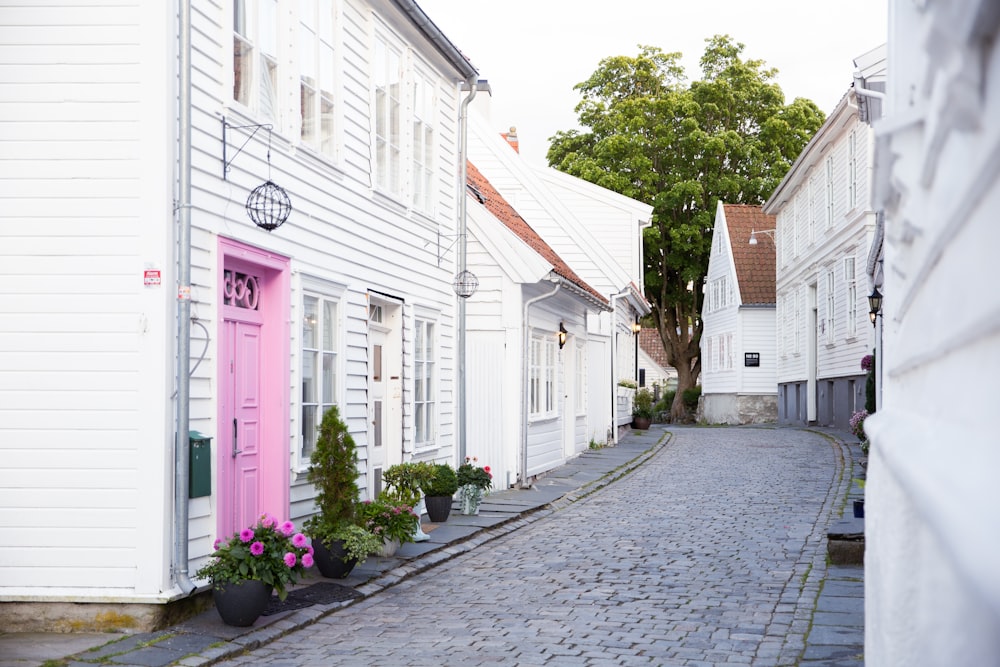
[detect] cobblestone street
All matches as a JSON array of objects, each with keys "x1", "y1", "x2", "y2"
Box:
[{"x1": 216, "y1": 427, "x2": 850, "y2": 666}]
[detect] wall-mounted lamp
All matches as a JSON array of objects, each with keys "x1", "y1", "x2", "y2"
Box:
[
  {"x1": 632, "y1": 322, "x2": 642, "y2": 334},
  {"x1": 558, "y1": 323, "x2": 567, "y2": 349},
  {"x1": 748, "y1": 228, "x2": 776, "y2": 245},
  {"x1": 868, "y1": 287, "x2": 883, "y2": 326}
]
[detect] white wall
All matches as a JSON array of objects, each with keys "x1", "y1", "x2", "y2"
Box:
[{"x1": 866, "y1": 1, "x2": 1000, "y2": 662}]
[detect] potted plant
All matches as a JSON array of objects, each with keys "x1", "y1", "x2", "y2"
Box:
[
  {"x1": 196, "y1": 513, "x2": 313, "y2": 626},
  {"x1": 359, "y1": 495, "x2": 419, "y2": 557},
  {"x1": 303, "y1": 406, "x2": 381, "y2": 578},
  {"x1": 456, "y1": 456, "x2": 492, "y2": 515},
  {"x1": 631, "y1": 387, "x2": 654, "y2": 430},
  {"x1": 422, "y1": 463, "x2": 459, "y2": 522},
  {"x1": 383, "y1": 461, "x2": 436, "y2": 541}
]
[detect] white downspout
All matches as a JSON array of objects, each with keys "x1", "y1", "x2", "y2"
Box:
[
  {"x1": 520, "y1": 280, "x2": 561, "y2": 487},
  {"x1": 608, "y1": 287, "x2": 630, "y2": 444},
  {"x1": 457, "y1": 77, "x2": 477, "y2": 464},
  {"x1": 173, "y1": 0, "x2": 195, "y2": 595}
]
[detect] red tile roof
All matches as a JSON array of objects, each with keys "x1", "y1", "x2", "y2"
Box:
[
  {"x1": 639, "y1": 328, "x2": 670, "y2": 368},
  {"x1": 467, "y1": 161, "x2": 607, "y2": 304},
  {"x1": 724, "y1": 204, "x2": 776, "y2": 305}
]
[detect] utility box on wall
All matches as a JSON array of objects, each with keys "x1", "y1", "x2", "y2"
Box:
[{"x1": 188, "y1": 431, "x2": 212, "y2": 498}]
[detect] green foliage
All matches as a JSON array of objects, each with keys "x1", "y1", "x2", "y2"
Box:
[
  {"x1": 330, "y1": 523, "x2": 383, "y2": 564},
  {"x1": 382, "y1": 462, "x2": 437, "y2": 505},
  {"x1": 682, "y1": 386, "x2": 702, "y2": 411},
  {"x1": 196, "y1": 514, "x2": 312, "y2": 601},
  {"x1": 304, "y1": 406, "x2": 363, "y2": 547},
  {"x1": 457, "y1": 457, "x2": 493, "y2": 491},
  {"x1": 360, "y1": 495, "x2": 419, "y2": 544},
  {"x1": 632, "y1": 388, "x2": 655, "y2": 418},
  {"x1": 422, "y1": 463, "x2": 459, "y2": 497},
  {"x1": 655, "y1": 391, "x2": 676, "y2": 417},
  {"x1": 548, "y1": 37, "x2": 824, "y2": 420}
]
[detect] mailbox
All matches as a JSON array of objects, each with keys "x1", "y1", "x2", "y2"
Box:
[{"x1": 189, "y1": 430, "x2": 212, "y2": 498}]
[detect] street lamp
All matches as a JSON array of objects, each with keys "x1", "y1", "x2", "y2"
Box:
[
  {"x1": 868, "y1": 287, "x2": 883, "y2": 326},
  {"x1": 558, "y1": 322, "x2": 567, "y2": 349},
  {"x1": 748, "y1": 228, "x2": 776, "y2": 245}
]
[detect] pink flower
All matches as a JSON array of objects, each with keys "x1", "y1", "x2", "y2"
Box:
[
  {"x1": 213, "y1": 538, "x2": 222, "y2": 550},
  {"x1": 483, "y1": 466, "x2": 491, "y2": 473},
  {"x1": 301, "y1": 553, "x2": 314, "y2": 568},
  {"x1": 260, "y1": 513, "x2": 276, "y2": 528},
  {"x1": 280, "y1": 521, "x2": 295, "y2": 536},
  {"x1": 239, "y1": 529, "x2": 254, "y2": 543},
  {"x1": 250, "y1": 541, "x2": 265, "y2": 556},
  {"x1": 292, "y1": 533, "x2": 307, "y2": 548},
  {"x1": 283, "y1": 552, "x2": 297, "y2": 568}
]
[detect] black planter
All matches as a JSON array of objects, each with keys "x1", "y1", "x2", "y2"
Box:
[
  {"x1": 424, "y1": 495, "x2": 454, "y2": 523},
  {"x1": 632, "y1": 416, "x2": 652, "y2": 430},
  {"x1": 312, "y1": 539, "x2": 358, "y2": 579},
  {"x1": 212, "y1": 579, "x2": 272, "y2": 627},
  {"x1": 853, "y1": 499, "x2": 865, "y2": 518}
]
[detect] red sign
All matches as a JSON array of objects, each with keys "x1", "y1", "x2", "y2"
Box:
[{"x1": 144, "y1": 269, "x2": 161, "y2": 286}]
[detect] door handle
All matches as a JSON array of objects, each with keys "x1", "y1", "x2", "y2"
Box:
[{"x1": 232, "y1": 417, "x2": 242, "y2": 457}]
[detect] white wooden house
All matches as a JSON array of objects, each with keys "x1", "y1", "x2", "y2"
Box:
[
  {"x1": 699, "y1": 203, "x2": 778, "y2": 424},
  {"x1": 0, "y1": 0, "x2": 478, "y2": 628},
  {"x1": 865, "y1": 2, "x2": 1000, "y2": 662},
  {"x1": 467, "y1": 109, "x2": 653, "y2": 442},
  {"x1": 465, "y1": 162, "x2": 611, "y2": 485},
  {"x1": 762, "y1": 51, "x2": 883, "y2": 430},
  {"x1": 637, "y1": 328, "x2": 678, "y2": 393}
]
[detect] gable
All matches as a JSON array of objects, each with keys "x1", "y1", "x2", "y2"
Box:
[{"x1": 723, "y1": 204, "x2": 776, "y2": 306}]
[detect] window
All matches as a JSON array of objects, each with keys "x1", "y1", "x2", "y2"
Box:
[
  {"x1": 825, "y1": 155, "x2": 835, "y2": 228},
  {"x1": 233, "y1": 0, "x2": 279, "y2": 121},
  {"x1": 808, "y1": 175, "x2": 817, "y2": 245},
  {"x1": 412, "y1": 72, "x2": 435, "y2": 213},
  {"x1": 847, "y1": 130, "x2": 858, "y2": 210},
  {"x1": 529, "y1": 333, "x2": 557, "y2": 418},
  {"x1": 718, "y1": 334, "x2": 726, "y2": 371},
  {"x1": 826, "y1": 271, "x2": 836, "y2": 344},
  {"x1": 844, "y1": 256, "x2": 857, "y2": 337},
  {"x1": 374, "y1": 33, "x2": 402, "y2": 197},
  {"x1": 575, "y1": 344, "x2": 587, "y2": 414},
  {"x1": 413, "y1": 318, "x2": 435, "y2": 446},
  {"x1": 301, "y1": 292, "x2": 338, "y2": 462},
  {"x1": 794, "y1": 288, "x2": 802, "y2": 354},
  {"x1": 299, "y1": 0, "x2": 336, "y2": 156}
]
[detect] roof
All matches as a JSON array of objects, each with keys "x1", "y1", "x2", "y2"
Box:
[
  {"x1": 466, "y1": 161, "x2": 608, "y2": 305},
  {"x1": 723, "y1": 204, "x2": 776, "y2": 306},
  {"x1": 638, "y1": 328, "x2": 671, "y2": 369}
]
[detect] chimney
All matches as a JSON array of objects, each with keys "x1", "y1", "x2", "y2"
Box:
[{"x1": 501, "y1": 126, "x2": 519, "y2": 153}]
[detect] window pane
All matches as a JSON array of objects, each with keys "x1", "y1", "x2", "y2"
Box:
[
  {"x1": 302, "y1": 405, "x2": 317, "y2": 458},
  {"x1": 234, "y1": 37, "x2": 252, "y2": 105},
  {"x1": 302, "y1": 351, "x2": 316, "y2": 402},
  {"x1": 303, "y1": 296, "x2": 318, "y2": 348},
  {"x1": 322, "y1": 352, "x2": 335, "y2": 400},
  {"x1": 323, "y1": 300, "x2": 336, "y2": 349}
]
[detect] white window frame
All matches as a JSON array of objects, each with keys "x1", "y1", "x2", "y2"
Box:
[
  {"x1": 299, "y1": 280, "x2": 344, "y2": 468},
  {"x1": 825, "y1": 155, "x2": 835, "y2": 228},
  {"x1": 847, "y1": 130, "x2": 858, "y2": 210},
  {"x1": 411, "y1": 69, "x2": 436, "y2": 213},
  {"x1": 826, "y1": 270, "x2": 836, "y2": 344},
  {"x1": 373, "y1": 29, "x2": 403, "y2": 198},
  {"x1": 529, "y1": 332, "x2": 557, "y2": 419},
  {"x1": 233, "y1": 0, "x2": 279, "y2": 122},
  {"x1": 413, "y1": 317, "x2": 436, "y2": 448},
  {"x1": 844, "y1": 256, "x2": 857, "y2": 338},
  {"x1": 575, "y1": 343, "x2": 587, "y2": 414},
  {"x1": 794, "y1": 287, "x2": 803, "y2": 354},
  {"x1": 298, "y1": 0, "x2": 337, "y2": 157}
]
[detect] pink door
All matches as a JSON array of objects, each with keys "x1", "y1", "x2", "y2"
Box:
[{"x1": 222, "y1": 317, "x2": 263, "y2": 535}]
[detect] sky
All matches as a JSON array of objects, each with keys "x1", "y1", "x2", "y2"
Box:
[{"x1": 416, "y1": 0, "x2": 888, "y2": 167}]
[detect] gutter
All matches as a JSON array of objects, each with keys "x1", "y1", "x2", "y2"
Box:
[
  {"x1": 456, "y1": 78, "x2": 477, "y2": 464},
  {"x1": 392, "y1": 0, "x2": 478, "y2": 80},
  {"x1": 520, "y1": 280, "x2": 562, "y2": 486},
  {"x1": 173, "y1": 0, "x2": 195, "y2": 595}
]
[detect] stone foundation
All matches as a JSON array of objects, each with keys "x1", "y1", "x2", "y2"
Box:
[{"x1": 0, "y1": 592, "x2": 213, "y2": 633}]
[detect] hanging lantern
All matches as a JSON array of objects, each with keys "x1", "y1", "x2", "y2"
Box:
[
  {"x1": 246, "y1": 180, "x2": 292, "y2": 232},
  {"x1": 453, "y1": 270, "x2": 479, "y2": 298}
]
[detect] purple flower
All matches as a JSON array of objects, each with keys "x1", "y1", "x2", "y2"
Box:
[
  {"x1": 260, "y1": 513, "x2": 276, "y2": 528},
  {"x1": 239, "y1": 529, "x2": 254, "y2": 543},
  {"x1": 292, "y1": 533, "x2": 307, "y2": 548},
  {"x1": 213, "y1": 538, "x2": 222, "y2": 551},
  {"x1": 250, "y1": 541, "x2": 265, "y2": 556},
  {"x1": 301, "y1": 553, "x2": 314, "y2": 568},
  {"x1": 283, "y1": 552, "x2": 297, "y2": 568},
  {"x1": 280, "y1": 521, "x2": 295, "y2": 536},
  {"x1": 861, "y1": 355, "x2": 874, "y2": 371}
]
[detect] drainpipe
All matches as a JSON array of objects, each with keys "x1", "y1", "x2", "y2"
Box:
[
  {"x1": 173, "y1": 0, "x2": 195, "y2": 595},
  {"x1": 608, "y1": 287, "x2": 630, "y2": 444},
  {"x1": 457, "y1": 77, "x2": 477, "y2": 465},
  {"x1": 520, "y1": 280, "x2": 561, "y2": 486}
]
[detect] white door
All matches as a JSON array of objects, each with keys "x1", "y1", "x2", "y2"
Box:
[{"x1": 367, "y1": 298, "x2": 403, "y2": 497}]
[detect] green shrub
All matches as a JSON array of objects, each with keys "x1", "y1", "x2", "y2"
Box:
[
  {"x1": 682, "y1": 386, "x2": 702, "y2": 411},
  {"x1": 655, "y1": 391, "x2": 675, "y2": 415},
  {"x1": 632, "y1": 388, "x2": 655, "y2": 419},
  {"x1": 422, "y1": 463, "x2": 459, "y2": 497}
]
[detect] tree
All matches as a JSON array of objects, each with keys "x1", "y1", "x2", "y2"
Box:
[{"x1": 548, "y1": 37, "x2": 823, "y2": 420}]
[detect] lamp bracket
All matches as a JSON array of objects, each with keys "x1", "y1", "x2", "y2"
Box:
[{"x1": 222, "y1": 117, "x2": 274, "y2": 181}]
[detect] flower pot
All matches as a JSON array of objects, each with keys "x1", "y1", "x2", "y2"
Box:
[
  {"x1": 459, "y1": 484, "x2": 483, "y2": 515},
  {"x1": 424, "y1": 495, "x2": 453, "y2": 523},
  {"x1": 312, "y1": 539, "x2": 358, "y2": 579},
  {"x1": 853, "y1": 499, "x2": 865, "y2": 518},
  {"x1": 379, "y1": 538, "x2": 401, "y2": 558},
  {"x1": 212, "y1": 579, "x2": 272, "y2": 627},
  {"x1": 632, "y1": 416, "x2": 652, "y2": 430}
]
